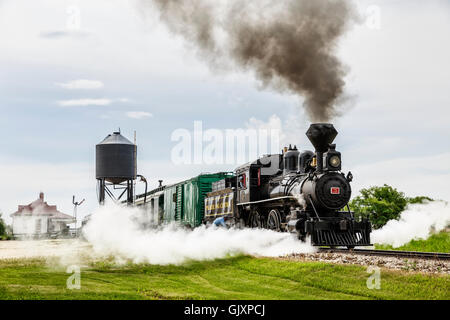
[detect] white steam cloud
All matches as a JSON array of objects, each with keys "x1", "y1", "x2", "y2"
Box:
[
  {"x1": 83, "y1": 203, "x2": 315, "y2": 265},
  {"x1": 372, "y1": 201, "x2": 450, "y2": 248},
  {"x1": 291, "y1": 185, "x2": 306, "y2": 209},
  {"x1": 56, "y1": 79, "x2": 104, "y2": 90}
]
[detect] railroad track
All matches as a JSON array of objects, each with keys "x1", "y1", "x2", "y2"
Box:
[{"x1": 318, "y1": 248, "x2": 450, "y2": 260}]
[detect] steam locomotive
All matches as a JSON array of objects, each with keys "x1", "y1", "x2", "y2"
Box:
[
  {"x1": 201, "y1": 123, "x2": 371, "y2": 248},
  {"x1": 99, "y1": 124, "x2": 372, "y2": 248}
]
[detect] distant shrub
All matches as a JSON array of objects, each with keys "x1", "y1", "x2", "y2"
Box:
[
  {"x1": 0, "y1": 214, "x2": 6, "y2": 238},
  {"x1": 350, "y1": 184, "x2": 434, "y2": 230},
  {"x1": 0, "y1": 213, "x2": 13, "y2": 240},
  {"x1": 406, "y1": 196, "x2": 434, "y2": 204}
]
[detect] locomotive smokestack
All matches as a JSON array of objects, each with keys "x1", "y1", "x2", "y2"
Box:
[{"x1": 306, "y1": 123, "x2": 338, "y2": 173}]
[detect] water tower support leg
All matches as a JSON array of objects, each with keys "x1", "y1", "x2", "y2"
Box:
[
  {"x1": 127, "y1": 179, "x2": 134, "y2": 205},
  {"x1": 98, "y1": 178, "x2": 106, "y2": 205}
]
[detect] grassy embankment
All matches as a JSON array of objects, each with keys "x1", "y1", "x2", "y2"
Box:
[
  {"x1": 0, "y1": 256, "x2": 448, "y2": 300},
  {"x1": 375, "y1": 231, "x2": 450, "y2": 253}
]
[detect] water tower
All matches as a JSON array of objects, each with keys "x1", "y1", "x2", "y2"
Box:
[{"x1": 96, "y1": 131, "x2": 145, "y2": 205}]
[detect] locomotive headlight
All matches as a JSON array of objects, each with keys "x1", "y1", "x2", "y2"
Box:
[{"x1": 329, "y1": 155, "x2": 341, "y2": 168}]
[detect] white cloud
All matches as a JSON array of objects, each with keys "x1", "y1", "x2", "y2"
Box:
[
  {"x1": 57, "y1": 98, "x2": 112, "y2": 107},
  {"x1": 56, "y1": 79, "x2": 104, "y2": 90},
  {"x1": 57, "y1": 97, "x2": 132, "y2": 107},
  {"x1": 126, "y1": 111, "x2": 153, "y2": 119}
]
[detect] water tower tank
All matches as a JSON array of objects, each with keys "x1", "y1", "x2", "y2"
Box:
[{"x1": 96, "y1": 132, "x2": 136, "y2": 184}]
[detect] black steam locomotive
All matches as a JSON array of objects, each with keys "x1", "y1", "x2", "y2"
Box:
[{"x1": 204, "y1": 123, "x2": 372, "y2": 248}]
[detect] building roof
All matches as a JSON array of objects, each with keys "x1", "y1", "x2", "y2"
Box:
[{"x1": 10, "y1": 192, "x2": 74, "y2": 221}]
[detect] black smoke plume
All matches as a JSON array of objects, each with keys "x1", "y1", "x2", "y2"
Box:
[{"x1": 141, "y1": 0, "x2": 357, "y2": 122}]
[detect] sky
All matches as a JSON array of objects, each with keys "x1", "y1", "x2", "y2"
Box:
[{"x1": 1, "y1": 0, "x2": 450, "y2": 225}]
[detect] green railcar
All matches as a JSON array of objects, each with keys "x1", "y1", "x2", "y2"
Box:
[{"x1": 137, "y1": 172, "x2": 233, "y2": 227}]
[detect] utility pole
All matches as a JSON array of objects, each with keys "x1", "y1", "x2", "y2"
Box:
[
  {"x1": 72, "y1": 196, "x2": 85, "y2": 237},
  {"x1": 134, "y1": 130, "x2": 137, "y2": 204}
]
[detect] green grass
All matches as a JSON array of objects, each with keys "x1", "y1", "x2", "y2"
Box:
[
  {"x1": 375, "y1": 231, "x2": 450, "y2": 253},
  {"x1": 0, "y1": 256, "x2": 448, "y2": 300}
]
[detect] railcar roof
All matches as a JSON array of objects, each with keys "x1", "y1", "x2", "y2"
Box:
[{"x1": 134, "y1": 172, "x2": 234, "y2": 200}]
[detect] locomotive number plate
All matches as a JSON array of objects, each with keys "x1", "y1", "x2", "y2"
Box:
[{"x1": 330, "y1": 187, "x2": 340, "y2": 195}]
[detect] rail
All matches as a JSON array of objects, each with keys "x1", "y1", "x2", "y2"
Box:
[{"x1": 318, "y1": 248, "x2": 450, "y2": 260}]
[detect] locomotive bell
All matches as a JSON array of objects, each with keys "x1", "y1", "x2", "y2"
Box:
[{"x1": 306, "y1": 123, "x2": 338, "y2": 153}]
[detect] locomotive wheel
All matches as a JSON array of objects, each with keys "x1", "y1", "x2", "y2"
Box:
[
  {"x1": 249, "y1": 211, "x2": 262, "y2": 228},
  {"x1": 230, "y1": 218, "x2": 245, "y2": 229},
  {"x1": 266, "y1": 209, "x2": 281, "y2": 231}
]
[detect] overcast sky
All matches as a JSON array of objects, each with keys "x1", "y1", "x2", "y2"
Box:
[{"x1": 1, "y1": 0, "x2": 449, "y2": 224}]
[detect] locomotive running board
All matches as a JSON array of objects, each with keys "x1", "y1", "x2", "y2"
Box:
[{"x1": 237, "y1": 196, "x2": 296, "y2": 206}]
